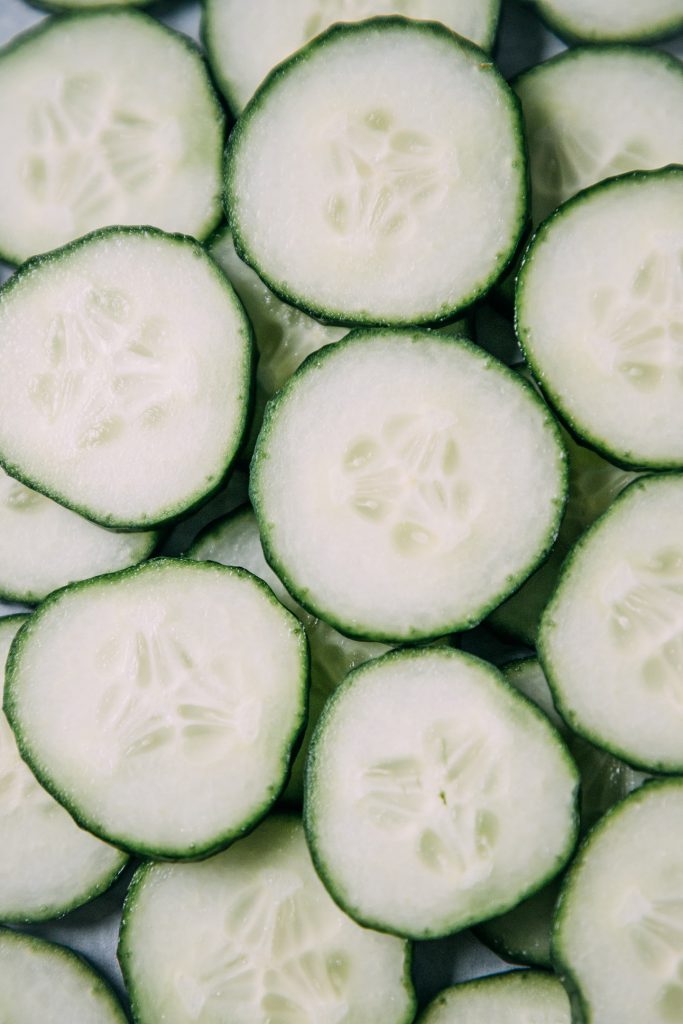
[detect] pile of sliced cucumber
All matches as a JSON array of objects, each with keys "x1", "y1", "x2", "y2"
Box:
[{"x1": 0, "y1": 1, "x2": 682, "y2": 1022}]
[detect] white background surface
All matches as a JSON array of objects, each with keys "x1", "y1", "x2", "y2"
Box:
[{"x1": 0, "y1": 0, "x2": 682, "y2": 1014}]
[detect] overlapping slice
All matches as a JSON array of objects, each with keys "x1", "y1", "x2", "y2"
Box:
[
  {"x1": 0, "y1": 10, "x2": 223, "y2": 264},
  {"x1": 417, "y1": 971, "x2": 571, "y2": 1023},
  {"x1": 518, "y1": 167, "x2": 683, "y2": 468},
  {"x1": 540, "y1": 474, "x2": 683, "y2": 773},
  {"x1": 0, "y1": 928, "x2": 127, "y2": 1023},
  {"x1": 226, "y1": 17, "x2": 526, "y2": 325},
  {"x1": 515, "y1": 46, "x2": 683, "y2": 227},
  {"x1": 554, "y1": 780, "x2": 683, "y2": 1024},
  {"x1": 0, "y1": 228, "x2": 252, "y2": 529},
  {"x1": 530, "y1": 0, "x2": 683, "y2": 43},
  {"x1": 251, "y1": 329, "x2": 566, "y2": 641},
  {"x1": 305, "y1": 648, "x2": 578, "y2": 938},
  {"x1": 119, "y1": 815, "x2": 416, "y2": 1024},
  {"x1": 4, "y1": 559, "x2": 308, "y2": 858},
  {"x1": 0, "y1": 615, "x2": 127, "y2": 922},
  {"x1": 203, "y1": 0, "x2": 501, "y2": 113}
]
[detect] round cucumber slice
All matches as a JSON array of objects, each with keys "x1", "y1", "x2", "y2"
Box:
[
  {"x1": 305, "y1": 647, "x2": 579, "y2": 938},
  {"x1": 203, "y1": 0, "x2": 501, "y2": 114},
  {"x1": 0, "y1": 10, "x2": 224, "y2": 265},
  {"x1": 540, "y1": 474, "x2": 683, "y2": 773},
  {"x1": 251, "y1": 329, "x2": 566, "y2": 642},
  {"x1": 530, "y1": 0, "x2": 683, "y2": 43},
  {"x1": 0, "y1": 615, "x2": 127, "y2": 923},
  {"x1": 417, "y1": 971, "x2": 571, "y2": 1023},
  {"x1": 0, "y1": 227, "x2": 253, "y2": 530},
  {"x1": 226, "y1": 17, "x2": 526, "y2": 326},
  {"x1": 0, "y1": 464, "x2": 158, "y2": 603},
  {"x1": 189, "y1": 504, "x2": 391, "y2": 803},
  {"x1": 517, "y1": 167, "x2": 683, "y2": 469},
  {"x1": 4, "y1": 559, "x2": 308, "y2": 859},
  {"x1": 119, "y1": 815, "x2": 416, "y2": 1024},
  {"x1": 554, "y1": 779, "x2": 683, "y2": 1024},
  {"x1": 515, "y1": 46, "x2": 683, "y2": 227},
  {"x1": 0, "y1": 928, "x2": 127, "y2": 1024}
]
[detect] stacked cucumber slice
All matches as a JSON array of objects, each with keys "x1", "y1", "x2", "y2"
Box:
[{"x1": 0, "y1": 1, "x2": 681, "y2": 1020}]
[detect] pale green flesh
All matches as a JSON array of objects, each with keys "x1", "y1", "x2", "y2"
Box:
[
  {"x1": 306, "y1": 648, "x2": 578, "y2": 937},
  {"x1": 556, "y1": 781, "x2": 683, "y2": 1024},
  {"x1": 0, "y1": 464, "x2": 157, "y2": 602},
  {"x1": 518, "y1": 170, "x2": 683, "y2": 467},
  {"x1": 120, "y1": 816, "x2": 415, "y2": 1024},
  {"x1": 490, "y1": 428, "x2": 639, "y2": 644},
  {"x1": 0, "y1": 929, "x2": 127, "y2": 1023},
  {"x1": 189, "y1": 507, "x2": 391, "y2": 802},
  {"x1": 541, "y1": 475, "x2": 683, "y2": 771},
  {"x1": 419, "y1": 971, "x2": 571, "y2": 1023},
  {"x1": 205, "y1": 0, "x2": 500, "y2": 112},
  {"x1": 0, "y1": 12, "x2": 223, "y2": 264},
  {"x1": 0, "y1": 229, "x2": 251, "y2": 529},
  {"x1": 252, "y1": 331, "x2": 566, "y2": 641},
  {"x1": 228, "y1": 20, "x2": 525, "y2": 324},
  {"x1": 0, "y1": 616, "x2": 126, "y2": 922},
  {"x1": 516, "y1": 48, "x2": 683, "y2": 226},
  {"x1": 6, "y1": 560, "x2": 307, "y2": 857},
  {"x1": 533, "y1": 0, "x2": 683, "y2": 41}
]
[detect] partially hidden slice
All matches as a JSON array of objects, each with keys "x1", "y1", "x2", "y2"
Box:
[
  {"x1": 0, "y1": 465, "x2": 157, "y2": 604},
  {"x1": 540, "y1": 473, "x2": 683, "y2": 773},
  {"x1": 517, "y1": 167, "x2": 683, "y2": 468},
  {"x1": 251, "y1": 329, "x2": 566, "y2": 641},
  {"x1": 0, "y1": 928, "x2": 127, "y2": 1023},
  {"x1": 0, "y1": 227, "x2": 252, "y2": 530},
  {"x1": 0, "y1": 615, "x2": 127, "y2": 923},
  {"x1": 554, "y1": 779, "x2": 683, "y2": 1024},
  {"x1": 515, "y1": 46, "x2": 683, "y2": 226},
  {"x1": 417, "y1": 971, "x2": 571, "y2": 1023},
  {"x1": 119, "y1": 815, "x2": 416, "y2": 1024},
  {"x1": 305, "y1": 647, "x2": 578, "y2": 938},
  {"x1": 0, "y1": 10, "x2": 224, "y2": 265},
  {"x1": 4, "y1": 559, "x2": 308, "y2": 858},
  {"x1": 226, "y1": 17, "x2": 526, "y2": 325},
  {"x1": 203, "y1": 0, "x2": 501, "y2": 113},
  {"x1": 189, "y1": 504, "x2": 391, "y2": 803},
  {"x1": 530, "y1": 0, "x2": 683, "y2": 43}
]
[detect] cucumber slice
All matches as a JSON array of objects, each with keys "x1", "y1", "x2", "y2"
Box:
[
  {"x1": 0, "y1": 615, "x2": 127, "y2": 923},
  {"x1": 540, "y1": 473, "x2": 683, "y2": 773},
  {"x1": 417, "y1": 971, "x2": 571, "y2": 1023},
  {"x1": 0, "y1": 227, "x2": 252, "y2": 530},
  {"x1": 515, "y1": 47, "x2": 683, "y2": 227},
  {"x1": 529, "y1": 0, "x2": 683, "y2": 43},
  {"x1": 4, "y1": 559, "x2": 308, "y2": 859},
  {"x1": 554, "y1": 779, "x2": 683, "y2": 1024},
  {"x1": 0, "y1": 10, "x2": 224, "y2": 266},
  {"x1": 203, "y1": 0, "x2": 501, "y2": 114},
  {"x1": 0, "y1": 464, "x2": 158, "y2": 604},
  {"x1": 517, "y1": 168, "x2": 683, "y2": 469},
  {"x1": 251, "y1": 329, "x2": 566, "y2": 642},
  {"x1": 32, "y1": 1, "x2": 152, "y2": 9},
  {"x1": 119, "y1": 815, "x2": 416, "y2": 1024},
  {"x1": 305, "y1": 647, "x2": 579, "y2": 938},
  {"x1": 490, "y1": 428, "x2": 639, "y2": 645},
  {"x1": 0, "y1": 928, "x2": 127, "y2": 1023},
  {"x1": 209, "y1": 226, "x2": 348, "y2": 397},
  {"x1": 189, "y1": 504, "x2": 391, "y2": 803},
  {"x1": 226, "y1": 18, "x2": 526, "y2": 326}
]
